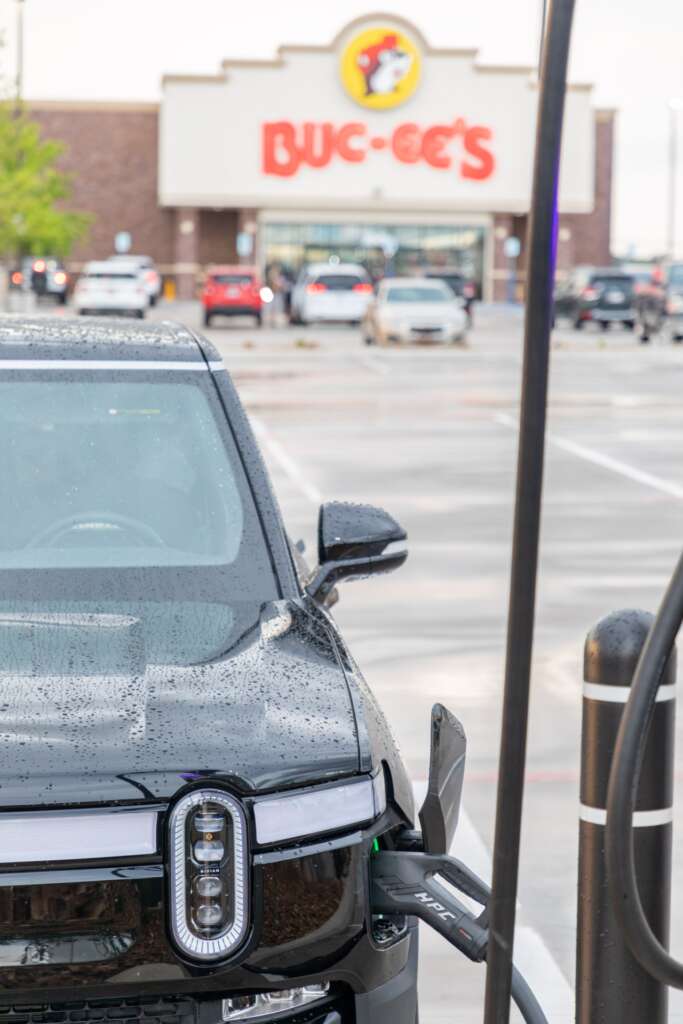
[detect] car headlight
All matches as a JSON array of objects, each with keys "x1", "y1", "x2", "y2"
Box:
[
  {"x1": 222, "y1": 985, "x2": 330, "y2": 1021},
  {"x1": 253, "y1": 773, "x2": 386, "y2": 845},
  {"x1": 169, "y1": 789, "x2": 249, "y2": 961}
]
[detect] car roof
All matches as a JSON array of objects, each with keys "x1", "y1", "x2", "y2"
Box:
[{"x1": 0, "y1": 316, "x2": 220, "y2": 365}]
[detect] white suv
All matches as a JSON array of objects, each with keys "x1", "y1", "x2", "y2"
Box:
[
  {"x1": 74, "y1": 261, "x2": 148, "y2": 318},
  {"x1": 290, "y1": 263, "x2": 373, "y2": 325}
]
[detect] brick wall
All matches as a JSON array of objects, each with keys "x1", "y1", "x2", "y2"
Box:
[{"x1": 29, "y1": 102, "x2": 175, "y2": 270}]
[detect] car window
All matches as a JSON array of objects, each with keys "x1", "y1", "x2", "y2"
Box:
[
  {"x1": 590, "y1": 275, "x2": 633, "y2": 291},
  {"x1": 85, "y1": 272, "x2": 138, "y2": 281},
  {"x1": 426, "y1": 273, "x2": 464, "y2": 294},
  {"x1": 211, "y1": 274, "x2": 254, "y2": 284},
  {"x1": 313, "y1": 274, "x2": 367, "y2": 290},
  {"x1": 385, "y1": 285, "x2": 451, "y2": 303},
  {"x1": 668, "y1": 265, "x2": 683, "y2": 286},
  {"x1": 0, "y1": 372, "x2": 279, "y2": 665}
]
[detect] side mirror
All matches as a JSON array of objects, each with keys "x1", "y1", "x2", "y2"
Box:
[
  {"x1": 418, "y1": 704, "x2": 467, "y2": 855},
  {"x1": 306, "y1": 501, "x2": 407, "y2": 603}
]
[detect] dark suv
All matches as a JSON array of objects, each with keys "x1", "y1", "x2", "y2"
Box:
[
  {"x1": 0, "y1": 317, "x2": 418, "y2": 1024},
  {"x1": 553, "y1": 266, "x2": 636, "y2": 330}
]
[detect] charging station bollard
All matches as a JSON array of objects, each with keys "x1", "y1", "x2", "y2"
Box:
[{"x1": 576, "y1": 609, "x2": 676, "y2": 1023}]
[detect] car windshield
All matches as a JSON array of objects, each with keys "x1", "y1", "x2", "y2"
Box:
[
  {"x1": 313, "y1": 274, "x2": 366, "y2": 290},
  {"x1": 591, "y1": 275, "x2": 632, "y2": 291},
  {"x1": 385, "y1": 285, "x2": 451, "y2": 303},
  {"x1": 0, "y1": 370, "x2": 278, "y2": 668},
  {"x1": 212, "y1": 274, "x2": 253, "y2": 284},
  {"x1": 86, "y1": 272, "x2": 137, "y2": 281}
]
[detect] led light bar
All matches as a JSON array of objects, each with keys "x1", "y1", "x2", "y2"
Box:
[
  {"x1": 222, "y1": 984, "x2": 330, "y2": 1021},
  {"x1": 253, "y1": 774, "x2": 386, "y2": 846},
  {"x1": 169, "y1": 788, "x2": 248, "y2": 962},
  {"x1": 0, "y1": 808, "x2": 158, "y2": 864}
]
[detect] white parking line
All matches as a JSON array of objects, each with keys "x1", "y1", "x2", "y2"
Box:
[
  {"x1": 495, "y1": 411, "x2": 683, "y2": 500},
  {"x1": 250, "y1": 414, "x2": 322, "y2": 506}
]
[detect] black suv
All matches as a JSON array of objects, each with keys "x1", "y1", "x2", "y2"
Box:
[
  {"x1": 553, "y1": 266, "x2": 636, "y2": 330},
  {"x1": 0, "y1": 317, "x2": 419, "y2": 1024}
]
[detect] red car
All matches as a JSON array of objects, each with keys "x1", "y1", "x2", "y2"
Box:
[{"x1": 201, "y1": 265, "x2": 263, "y2": 327}]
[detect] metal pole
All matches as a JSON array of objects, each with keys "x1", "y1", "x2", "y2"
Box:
[
  {"x1": 483, "y1": 0, "x2": 576, "y2": 1019},
  {"x1": 539, "y1": 0, "x2": 548, "y2": 68},
  {"x1": 577, "y1": 610, "x2": 674, "y2": 1022},
  {"x1": 668, "y1": 104, "x2": 679, "y2": 259}
]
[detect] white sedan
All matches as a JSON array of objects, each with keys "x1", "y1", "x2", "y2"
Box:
[
  {"x1": 362, "y1": 278, "x2": 468, "y2": 345},
  {"x1": 74, "y1": 262, "x2": 148, "y2": 318}
]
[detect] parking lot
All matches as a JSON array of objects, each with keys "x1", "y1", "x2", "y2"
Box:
[
  {"x1": 156, "y1": 301, "x2": 679, "y2": 1022},
  {"x1": 30, "y1": 297, "x2": 683, "y2": 1020}
]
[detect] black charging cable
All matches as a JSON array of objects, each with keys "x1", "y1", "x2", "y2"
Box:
[
  {"x1": 371, "y1": 848, "x2": 548, "y2": 1024},
  {"x1": 605, "y1": 551, "x2": 683, "y2": 987}
]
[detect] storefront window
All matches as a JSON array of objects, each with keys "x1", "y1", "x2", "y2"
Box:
[{"x1": 262, "y1": 222, "x2": 486, "y2": 295}]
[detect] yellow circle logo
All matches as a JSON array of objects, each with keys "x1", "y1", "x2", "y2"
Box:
[{"x1": 340, "y1": 26, "x2": 421, "y2": 110}]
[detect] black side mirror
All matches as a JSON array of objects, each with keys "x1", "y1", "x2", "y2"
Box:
[
  {"x1": 306, "y1": 501, "x2": 407, "y2": 603},
  {"x1": 418, "y1": 704, "x2": 467, "y2": 855}
]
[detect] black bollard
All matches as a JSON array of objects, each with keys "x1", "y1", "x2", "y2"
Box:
[{"x1": 576, "y1": 609, "x2": 676, "y2": 1023}]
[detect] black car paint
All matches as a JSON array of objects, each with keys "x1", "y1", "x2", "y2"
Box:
[{"x1": 0, "y1": 318, "x2": 416, "y2": 1017}]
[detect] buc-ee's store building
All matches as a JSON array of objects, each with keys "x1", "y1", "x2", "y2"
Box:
[{"x1": 31, "y1": 14, "x2": 615, "y2": 300}]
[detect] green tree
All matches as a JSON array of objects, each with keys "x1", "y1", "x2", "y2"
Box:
[{"x1": 0, "y1": 102, "x2": 90, "y2": 261}]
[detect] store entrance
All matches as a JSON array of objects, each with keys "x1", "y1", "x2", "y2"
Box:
[{"x1": 262, "y1": 221, "x2": 487, "y2": 296}]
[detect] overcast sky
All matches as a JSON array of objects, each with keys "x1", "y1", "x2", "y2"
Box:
[{"x1": 1, "y1": 0, "x2": 682, "y2": 258}]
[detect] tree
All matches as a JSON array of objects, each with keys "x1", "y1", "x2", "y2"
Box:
[{"x1": 0, "y1": 102, "x2": 90, "y2": 262}]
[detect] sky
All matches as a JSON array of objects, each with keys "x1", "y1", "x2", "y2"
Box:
[{"x1": 1, "y1": 0, "x2": 682, "y2": 258}]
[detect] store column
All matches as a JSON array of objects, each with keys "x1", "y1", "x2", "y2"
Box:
[{"x1": 173, "y1": 207, "x2": 199, "y2": 301}]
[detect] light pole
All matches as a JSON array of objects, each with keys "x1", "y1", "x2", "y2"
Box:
[
  {"x1": 15, "y1": 0, "x2": 26, "y2": 103},
  {"x1": 668, "y1": 99, "x2": 683, "y2": 259}
]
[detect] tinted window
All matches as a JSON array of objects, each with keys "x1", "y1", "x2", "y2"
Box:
[
  {"x1": 211, "y1": 274, "x2": 254, "y2": 285},
  {"x1": 313, "y1": 274, "x2": 366, "y2": 290},
  {"x1": 86, "y1": 273, "x2": 137, "y2": 281},
  {"x1": 0, "y1": 372, "x2": 278, "y2": 665},
  {"x1": 590, "y1": 275, "x2": 633, "y2": 292},
  {"x1": 385, "y1": 286, "x2": 451, "y2": 303}
]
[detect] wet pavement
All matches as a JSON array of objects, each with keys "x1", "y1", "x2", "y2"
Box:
[{"x1": 153, "y1": 301, "x2": 683, "y2": 1021}]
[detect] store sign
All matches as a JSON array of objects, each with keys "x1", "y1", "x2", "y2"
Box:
[
  {"x1": 160, "y1": 17, "x2": 595, "y2": 214},
  {"x1": 340, "y1": 26, "x2": 421, "y2": 110},
  {"x1": 262, "y1": 118, "x2": 494, "y2": 180}
]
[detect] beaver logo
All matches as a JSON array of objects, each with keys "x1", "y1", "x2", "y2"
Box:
[{"x1": 340, "y1": 26, "x2": 421, "y2": 110}]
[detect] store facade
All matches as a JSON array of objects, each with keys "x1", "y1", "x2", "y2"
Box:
[
  {"x1": 29, "y1": 14, "x2": 614, "y2": 299},
  {"x1": 160, "y1": 13, "x2": 612, "y2": 299}
]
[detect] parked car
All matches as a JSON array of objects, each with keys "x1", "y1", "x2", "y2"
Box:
[
  {"x1": 290, "y1": 262, "x2": 373, "y2": 325},
  {"x1": 0, "y1": 315, "x2": 417, "y2": 1024},
  {"x1": 9, "y1": 257, "x2": 69, "y2": 304},
  {"x1": 635, "y1": 262, "x2": 683, "y2": 343},
  {"x1": 202, "y1": 265, "x2": 263, "y2": 327},
  {"x1": 74, "y1": 260, "x2": 148, "y2": 317},
  {"x1": 553, "y1": 267, "x2": 636, "y2": 330},
  {"x1": 422, "y1": 267, "x2": 477, "y2": 324},
  {"x1": 362, "y1": 277, "x2": 468, "y2": 345},
  {"x1": 109, "y1": 254, "x2": 162, "y2": 306}
]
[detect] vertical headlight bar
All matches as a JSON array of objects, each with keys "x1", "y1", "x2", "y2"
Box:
[{"x1": 169, "y1": 789, "x2": 249, "y2": 961}]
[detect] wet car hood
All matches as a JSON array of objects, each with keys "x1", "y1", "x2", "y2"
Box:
[{"x1": 0, "y1": 601, "x2": 361, "y2": 807}]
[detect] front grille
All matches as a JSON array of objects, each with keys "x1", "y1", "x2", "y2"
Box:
[{"x1": 0, "y1": 997, "x2": 197, "y2": 1024}]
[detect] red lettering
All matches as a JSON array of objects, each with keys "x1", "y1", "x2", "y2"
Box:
[
  {"x1": 302, "y1": 122, "x2": 335, "y2": 168},
  {"x1": 462, "y1": 126, "x2": 495, "y2": 180},
  {"x1": 392, "y1": 123, "x2": 422, "y2": 164},
  {"x1": 263, "y1": 122, "x2": 301, "y2": 177},
  {"x1": 337, "y1": 123, "x2": 367, "y2": 163},
  {"x1": 421, "y1": 125, "x2": 453, "y2": 169}
]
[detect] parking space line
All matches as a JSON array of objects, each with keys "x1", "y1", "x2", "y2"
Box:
[
  {"x1": 495, "y1": 412, "x2": 683, "y2": 500},
  {"x1": 250, "y1": 414, "x2": 322, "y2": 505}
]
